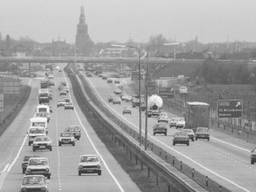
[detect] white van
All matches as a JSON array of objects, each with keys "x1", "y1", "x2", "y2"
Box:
[
  {"x1": 30, "y1": 117, "x2": 48, "y2": 133},
  {"x1": 27, "y1": 127, "x2": 47, "y2": 146},
  {"x1": 36, "y1": 105, "x2": 51, "y2": 122}
]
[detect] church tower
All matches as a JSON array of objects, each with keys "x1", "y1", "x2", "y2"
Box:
[{"x1": 75, "y1": 6, "x2": 94, "y2": 56}]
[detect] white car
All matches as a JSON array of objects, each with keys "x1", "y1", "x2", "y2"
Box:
[
  {"x1": 112, "y1": 97, "x2": 121, "y2": 104},
  {"x1": 78, "y1": 154, "x2": 102, "y2": 176},
  {"x1": 32, "y1": 136, "x2": 52, "y2": 152},
  {"x1": 121, "y1": 95, "x2": 132, "y2": 102},
  {"x1": 25, "y1": 157, "x2": 51, "y2": 179},
  {"x1": 57, "y1": 100, "x2": 66, "y2": 107},
  {"x1": 58, "y1": 132, "x2": 75, "y2": 146},
  {"x1": 20, "y1": 175, "x2": 48, "y2": 192},
  {"x1": 28, "y1": 127, "x2": 47, "y2": 146}
]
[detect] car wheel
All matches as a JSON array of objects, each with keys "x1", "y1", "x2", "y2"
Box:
[
  {"x1": 165, "y1": 133, "x2": 167, "y2": 136},
  {"x1": 22, "y1": 168, "x2": 26, "y2": 174},
  {"x1": 72, "y1": 142, "x2": 75, "y2": 146},
  {"x1": 58, "y1": 142, "x2": 61, "y2": 146},
  {"x1": 98, "y1": 170, "x2": 102, "y2": 176},
  {"x1": 78, "y1": 171, "x2": 81, "y2": 176},
  {"x1": 192, "y1": 138, "x2": 194, "y2": 142},
  {"x1": 207, "y1": 138, "x2": 210, "y2": 141},
  {"x1": 195, "y1": 137, "x2": 198, "y2": 141},
  {"x1": 32, "y1": 147, "x2": 36, "y2": 152},
  {"x1": 187, "y1": 142, "x2": 189, "y2": 146},
  {"x1": 49, "y1": 146, "x2": 52, "y2": 151},
  {"x1": 153, "y1": 133, "x2": 155, "y2": 136},
  {"x1": 251, "y1": 160, "x2": 254, "y2": 165},
  {"x1": 173, "y1": 142, "x2": 175, "y2": 146},
  {"x1": 47, "y1": 175, "x2": 50, "y2": 179},
  {"x1": 28, "y1": 142, "x2": 31, "y2": 146}
]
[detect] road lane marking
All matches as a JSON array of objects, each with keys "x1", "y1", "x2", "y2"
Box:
[
  {"x1": 55, "y1": 96, "x2": 62, "y2": 190},
  {"x1": 85, "y1": 75, "x2": 251, "y2": 192},
  {"x1": 63, "y1": 70, "x2": 125, "y2": 192},
  {"x1": 1, "y1": 164, "x2": 9, "y2": 173},
  {"x1": 211, "y1": 137, "x2": 251, "y2": 153}
]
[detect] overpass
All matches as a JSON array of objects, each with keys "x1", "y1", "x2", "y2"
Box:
[{"x1": 0, "y1": 56, "x2": 203, "y2": 65}]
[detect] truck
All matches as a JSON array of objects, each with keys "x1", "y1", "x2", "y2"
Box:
[
  {"x1": 28, "y1": 117, "x2": 48, "y2": 145},
  {"x1": 185, "y1": 101, "x2": 209, "y2": 131},
  {"x1": 35, "y1": 104, "x2": 51, "y2": 122},
  {"x1": 38, "y1": 89, "x2": 50, "y2": 104},
  {"x1": 147, "y1": 95, "x2": 163, "y2": 118}
]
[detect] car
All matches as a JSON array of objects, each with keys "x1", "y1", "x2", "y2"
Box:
[
  {"x1": 132, "y1": 98, "x2": 140, "y2": 108},
  {"x1": 113, "y1": 88, "x2": 122, "y2": 95},
  {"x1": 107, "y1": 79, "x2": 113, "y2": 83},
  {"x1": 112, "y1": 97, "x2": 121, "y2": 104},
  {"x1": 108, "y1": 95, "x2": 114, "y2": 103},
  {"x1": 63, "y1": 98, "x2": 71, "y2": 103},
  {"x1": 20, "y1": 175, "x2": 49, "y2": 192},
  {"x1": 169, "y1": 118, "x2": 178, "y2": 128},
  {"x1": 64, "y1": 125, "x2": 81, "y2": 140},
  {"x1": 27, "y1": 127, "x2": 47, "y2": 146},
  {"x1": 59, "y1": 132, "x2": 76, "y2": 146},
  {"x1": 102, "y1": 76, "x2": 107, "y2": 80},
  {"x1": 195, "y1": 127, "x2": 210, "y2": 141},
  {"x1": 121, "y1": 95, "x2": 132, "y2": 102},
  {"x1": 173, "y1": 131, "x2": 190, "y2": 146},
  {"x1": 21, "y1": 155, "x2": 40, "y2": 174},
  {"x1": 32, "y1": 136, "x2": 52, "y2": 152},
  {"x1": 78, "y1": 154, "x2": 102, "y2": 176},
  {"x1": 122, "y1": 107, "x2": 132, "y2": 115},
  {"x1": 64, "y1": 102, "x2": 74, "y2": 110},
  {"x1": 153, "y1": 123, "x2": 168, "y2": 136},
  {"x1": 57, "y1": 100, "x2": 66, "y2": 107},
  {"x1": 114, "y1": 79, "x2": 120, "y2": 84},
  {"x1": 157, "y1": 117, "x2": 169, "y2": 124},
  {"x1": 251, "y1": 147, "x2": 256, "y2": 164},
  {"x1": 182, "y1": 129, "x2": 195, "y2": 141},
  {"x1": 176, "y1": 117, "x2": 186, "y2": 129},
  {"x1": 59, "y1": 91, "x2": 67, "y2": 96},
  {"x1": 159, "y1": 112, "x2": 168, "y2": 119},
  {"x1": 25, "y1": 157, "x2": 51, "y2": 179}
]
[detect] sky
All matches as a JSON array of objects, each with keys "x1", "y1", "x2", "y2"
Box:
[{"x1": 0, "y1": 0, "x2": 256, "y2": 43}]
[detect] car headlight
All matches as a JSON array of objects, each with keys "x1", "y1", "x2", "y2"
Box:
[
  {"x1": 97, "y1": 165, "x2": 101, "y2": 169},
  {"x1": 45, "y1": 168, "x2": 49, "y2": 172},
  {"x1": 26, "y1": 168, "x2": 31, "y2": 173},
  {"x1": 78, "y1": 165, "x2": 83, "y2": 169}
]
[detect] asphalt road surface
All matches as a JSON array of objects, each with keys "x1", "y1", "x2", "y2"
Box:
[
  {"x1": 0, "y1": 67, "x2": 141, "y2": 192},
  {"x1": 85, "y1": 73, "x2": 256, "y2": 192}
]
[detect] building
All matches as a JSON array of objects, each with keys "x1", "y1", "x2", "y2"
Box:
[{"x1": 75, "y1": 6, "x2": 94, "y2": 56}]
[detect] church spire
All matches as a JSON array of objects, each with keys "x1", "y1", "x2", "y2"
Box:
[{"x1": 79, "y1": 6, "x2": 85, "y2": 24}]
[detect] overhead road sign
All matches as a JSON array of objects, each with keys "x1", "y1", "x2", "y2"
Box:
[{"x1": 218, "y1": 99, "x2": 243, "y2": 118}]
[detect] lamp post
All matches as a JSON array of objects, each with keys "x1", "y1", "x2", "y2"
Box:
[
  {"x1": 144, "y1": 52, "x2": 149, "y2": 150},
  {"x1": 112, "y1": 44, "x2": 147, "y2": 146}
]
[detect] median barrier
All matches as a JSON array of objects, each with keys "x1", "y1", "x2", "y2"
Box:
[{"x1": 67, "y1": 66, "x2": 231, "y2": 192}]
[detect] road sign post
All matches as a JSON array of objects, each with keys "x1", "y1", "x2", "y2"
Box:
[{"x1": 218, "y1": 99, "x2": 243, "y2": 118}]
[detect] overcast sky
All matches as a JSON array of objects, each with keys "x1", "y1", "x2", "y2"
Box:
[{"x1": 0, "y1": 0, "x2": 256, "y2": 43}]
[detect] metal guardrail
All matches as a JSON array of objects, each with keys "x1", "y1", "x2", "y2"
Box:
[
  {"x1": 66, "y1": 66, "x2": 232, "y2": 192},
  {"x1": 66, "y1": 67, "x2": 207, "y2": 192}
]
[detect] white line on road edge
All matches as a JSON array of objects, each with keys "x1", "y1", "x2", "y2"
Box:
[
  {"x1": 7, "y1": 135, "x2": 27, "y2": 173},
  {"x1": 55, "y1": 100, "x2": 62, "y2": 190},
  {"x1": 86, "y1": 75, "x2": 251, "y2": 192},
  {"x1": 1, "y1": 164, "x2": 9, "y2": 173},
  {"x1": 211, "y1": 137, "x2": 251, "y2": 153},
  {"x1": 63, "y1": 70, "x2": 125, "y2": 192}
]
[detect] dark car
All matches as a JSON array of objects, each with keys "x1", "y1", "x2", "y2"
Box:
[
  {"x1": 64, "y1": 125, "x2": 81, "y2": 140},
  {"x1": 251, "y1": 147, "x2": 256, "y2": 164},
  {"x1": 107, "y1": 79, "x2": 113, "y2": 83},
  {"x1": 173, "y1": 131, "x2": 190, "y2": 146},
  {"x1": 108, "y1": 96, "x2": 114, "y2": 103},
  {"x1": 64, "y1": 102, "x2": 74, "y2": 110},
  {"x1": 182, "y1": 129, "x2": 195, "y2": 141},
  {"x1": 21, "y1": 155, "x2": 39, "y2": 174},
  {"x1": 153, "y1": 123, "x2": 168, "y2": 136},
  {"x1": 122, "y1": 107, "x2": 132, "y2": 115},
  {"x1": 195, "y1": 127, "x2": 210, "y2": 141}
]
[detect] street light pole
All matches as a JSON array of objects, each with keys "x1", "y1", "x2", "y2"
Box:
[
  {"x1": 138, "y1": 49, "x2": 142, "y2": 146},
  {"x1": 144, "y1": 53, "x2": 149, "y2": 150}
]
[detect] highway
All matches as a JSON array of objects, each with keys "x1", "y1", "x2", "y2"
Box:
[
  {"x1": 84, "y1": 73, "x2": 256, "y2": 192},
  {"x1": 0, "y1": 67, "x2": 141, "y2": 192}
]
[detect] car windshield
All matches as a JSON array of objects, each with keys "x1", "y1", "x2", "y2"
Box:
[
  {"x1": 81, "y1": 156, "x2": 99, "y2": 163},
  {"x1": 155, "y1": 123, "x2": 167, "y2": 128},
  {"x1": 35, "y1": 137, "x2": 49, "y2": 142},
  {"x1": 24, "y1": 156, "x2": 32, "y2": 161},
  {"x1": 183, "y1": 129, "x2": 193, "y2": 133},
  {"x1": 29, "y1": 128, "x2": 45, "y2": 134},
  {"x1": 176, "y1": 132, "x2": 187, "y2": 136},
  {"x1": 29, "y1": 159, "x2": 48, "y2": 166},
  {"x1": 61, "y1": 133, "x2": 73, "y2": 137},
  {"x1": 31, "y1": 122, "x2": 45, "y2": 127},
  {"x1": 197, "y1": 127, "x2": 208, "y2": 132},
  {"x1": 22, "y1": 176, "x2": 45, "y2": 185},
  {"x1": 38, "y1": 108, "x2": 47, "y2": 113}
]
